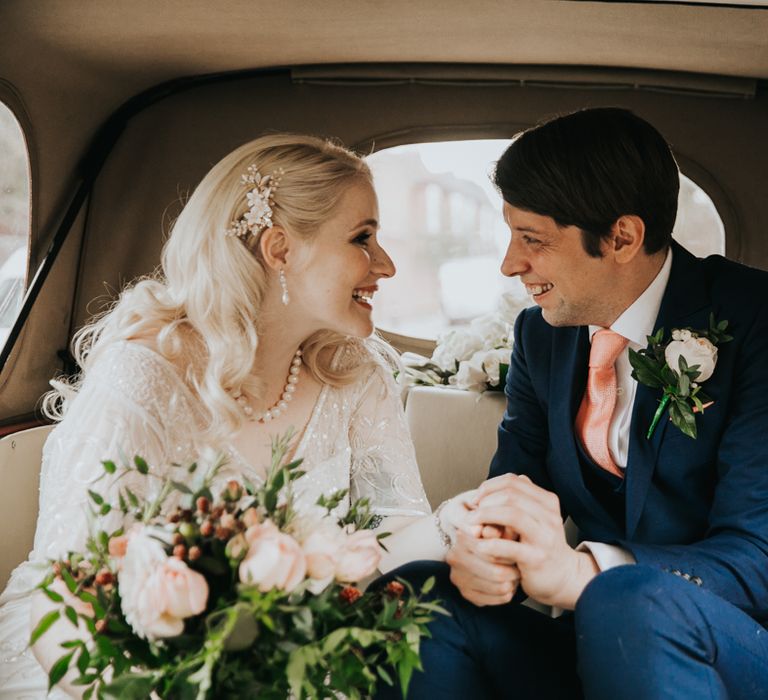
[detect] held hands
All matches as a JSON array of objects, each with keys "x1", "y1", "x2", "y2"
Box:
[
  {"x1": 447, "y1": 474, "x2": 599, "y2": 610},
  {"x1": 444, "y1": 490, "x2": 521, "y2": 607}
]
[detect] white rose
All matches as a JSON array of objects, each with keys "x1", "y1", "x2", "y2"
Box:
[
  {"x1": 451, "y1": 350, "x2": 489, "y2": 392},
  {"x1": 118, "y1": 527, "x2": 208, "y2": 641},
  {"x1": 664, "y1": 335, "x2": 718, "y2": 382},
  {"x1": 480, "y1": 347, "x2": 512, "y2": 387},
  {"x1": 452, "y1": 347, "x2": 512, "y2": 391},
  {"x1": 469, "y1": 313, "x2": 512, "y2": 350},
  {"x1": 671, "y1": 329, "x2": 692, "y2": 342},
  {"x1": 431, "y1": 330, "x2": 484, "y2": 370}
]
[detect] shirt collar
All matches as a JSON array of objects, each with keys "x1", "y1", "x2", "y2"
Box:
[{"x1": 588, "y1": 247, "x2": 673, "y2": 347}]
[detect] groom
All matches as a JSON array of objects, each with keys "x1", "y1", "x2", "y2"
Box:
[{"x1": 380, "y1": 108, "x2": 768, "y2": 699}]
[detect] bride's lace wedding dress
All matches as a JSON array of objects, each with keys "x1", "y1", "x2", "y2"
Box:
[{"x1": 0, "y1": 341, "x2": 431, "y2": 699}]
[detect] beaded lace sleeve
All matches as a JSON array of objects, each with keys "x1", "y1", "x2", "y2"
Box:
[
  {"x1": 32, "y1": 341, "x2": 204, "y2": 563},
  {"x1": 348, "y1": 364, "x2": 430, "y2": 517}
]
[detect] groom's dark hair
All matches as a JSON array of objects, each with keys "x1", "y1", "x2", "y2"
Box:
[{"x1": 493, "y1": 107, "x2": 679, "y2": 257}]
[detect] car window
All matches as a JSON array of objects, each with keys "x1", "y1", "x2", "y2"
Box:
[
  {"x1": 0, "y1": 102, "x2": 30, "y2": 348},
  {"x1": 368, "y1": 139, "x2": 726, "y2": 340}
]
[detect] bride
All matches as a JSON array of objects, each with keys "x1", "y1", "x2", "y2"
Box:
[{"x1": 0, "y1": 134, "x2": 467, "y2": 698}]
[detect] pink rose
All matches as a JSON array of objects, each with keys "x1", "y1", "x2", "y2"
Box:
[
  {"x1": 239, "y1": 520, "x2": 307, "y2": 592},
  {"x1": 108, "y1": 535, "x2": 128, "y2": 558},
  {"x1": 118, "y1": 527, "x2": 208, "y2": 640},
  {"x1": 136, "y1": 558, "x2": 209, "y2": 639},
  {"x1": 334, "y1": 530, "x2": 382, "y2": 583},
  {"x1": 302, "y1": 527, "x2": 342, "y2": 593}
]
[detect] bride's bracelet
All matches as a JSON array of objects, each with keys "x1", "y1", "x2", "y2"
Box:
[{"x1": 434, "y1": 500, "x2": 453, "y2": 549}]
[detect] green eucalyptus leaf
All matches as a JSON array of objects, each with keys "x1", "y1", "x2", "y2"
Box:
[
  {"x1": 377, "y1": 664, "x2": 394, "y2": 686},
  {"x1": 41, "y1": 585, "x2": 64, "y2": 604},
  {"x1": 170, "y1": 481, "x2": 193, "y2": 494},
  {"x1": 322, "y1": 628, "x2": 348, "y2": 654},
  {"x1": 287, "y1": 648, "x2": 308, "y2": 699},
  {"x1": 133, "y1": 456, "x2": 149, "y2": 475},
  {"x1": 64, "y1": 605, "x2": 78, "y2": 627},
  {"x1": 59, "y1": 640, "x2": 82, "y2": 649},
  {"x1": 30, "y1": 609, "x2": 60, "y2": 646},
  {"x1": 125, "y1": 488, "x2": 139, "y2": 508},
  {"x1": 48, "y1": 651, "x2": 74, "y2": 690},
  {"x1": 76, "y1": 646, "x2": 91, "y2": 675},
  {"x1": 102, "y1": 672, "x2": 158, "y2": 700},
  {"x1": 498, "y1": 362, "x2": 509, "y2": 387},
  {"x1": 677, "y1": 401, "x2": 698, "y2": 438},
  {"x1": 61, "y1": 567, "x2": 77, "y2": 594}
]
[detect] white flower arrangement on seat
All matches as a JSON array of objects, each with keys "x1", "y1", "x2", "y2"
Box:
[{"x1": 401, "y1": 293, "x2": 529, "y2": 393}]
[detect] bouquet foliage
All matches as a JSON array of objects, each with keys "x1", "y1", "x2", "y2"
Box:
[{"x1": 32, "y1": 433, "x2": 442, "y2": 699}]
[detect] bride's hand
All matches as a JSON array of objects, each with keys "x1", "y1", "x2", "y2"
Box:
[
  {"x1": 30, "y1": 587, "x2": 90, "y2": 698},
  {"x1": 440, "y1": 489, "x2": 479, "y2": 536}
]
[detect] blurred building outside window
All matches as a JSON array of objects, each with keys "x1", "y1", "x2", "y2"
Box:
[
  {"x1": 0, "y1": 103, "x2": 30, "y2": 349},
  {"x1": 368, "y1": 139, "x2": 726, "y2": 341}
]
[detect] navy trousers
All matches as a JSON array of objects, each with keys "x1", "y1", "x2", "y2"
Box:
[{"x1": 376, "y1": 562, "x2": 768, "y2": 700}]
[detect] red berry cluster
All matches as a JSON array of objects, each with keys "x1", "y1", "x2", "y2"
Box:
[
  {"x1": 340, "y1": 586, "x2": 362, "y2": 604},
  {"x1": 164, "y1": 482, "x2": 251, "y2": 566}
]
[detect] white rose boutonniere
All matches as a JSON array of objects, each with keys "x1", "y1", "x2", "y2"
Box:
[
  {"x1": 629, "y1": 314, "x2": 732, "y2": 439},
  {"x1": 664, "y1": 330, "x2": 718, "y2": 383}
]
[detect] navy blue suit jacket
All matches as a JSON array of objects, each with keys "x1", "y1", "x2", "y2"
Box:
[{"x1": 489, "y1": 241, "x2": 768, "y2": 623}]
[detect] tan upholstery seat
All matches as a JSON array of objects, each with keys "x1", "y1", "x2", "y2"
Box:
[
  {"x1": 0, "y1": 425, "x2": 52, "y2": 589},
  {"x1": 404, "y1": 384, "x2": 579, "y2": 604},
  {"x1": 404, "y1": 386, "x2": 506, "y2": 509}
]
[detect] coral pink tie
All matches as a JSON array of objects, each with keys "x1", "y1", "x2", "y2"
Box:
[{"x1": 575, "y1": 329, "x2": 629, "y2": 478}]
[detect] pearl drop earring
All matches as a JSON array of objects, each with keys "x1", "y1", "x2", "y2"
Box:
[{"x1": 279, "y1": 269, "x2": 289, "y2": 305}]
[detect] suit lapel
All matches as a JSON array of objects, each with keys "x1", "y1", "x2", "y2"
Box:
[{"x1": 625, "y1": 242, "x2": 711, "y2": 538}]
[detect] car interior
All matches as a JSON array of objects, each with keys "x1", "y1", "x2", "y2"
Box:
[{"x1": 0, "y1": 0, "x2": 766, "y2": 607}]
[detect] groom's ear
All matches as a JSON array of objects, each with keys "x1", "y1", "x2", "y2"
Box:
[
  {"x1": 610, "y1": 215, "x2": 646, "y2": 263},
  {"x1": 258, "y1": 226, "x2": 291, "y2": 269}
]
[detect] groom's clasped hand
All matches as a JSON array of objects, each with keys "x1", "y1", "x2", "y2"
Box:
[{"x1": 449, "y1": 474, "x2": 599, "y2": 610}]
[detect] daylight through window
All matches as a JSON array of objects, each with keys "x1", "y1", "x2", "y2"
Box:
[{"x1": 0, "y1": 103, "x2": 30, "y2": 349}]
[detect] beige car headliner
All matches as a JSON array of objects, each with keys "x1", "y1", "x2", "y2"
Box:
[
  {"x1": 0, "y1": 0, "x2": 767, "y2": 421},
  {"x1": 1, "y1": 0, "x2": 765, "y2": 246},
  {"x1": 2, "y1": 0, "x2": 766, "y2": 240}
]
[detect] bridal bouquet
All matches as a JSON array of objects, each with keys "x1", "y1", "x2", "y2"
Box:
[
  {"x1": 400, "y1": 292, "x2": 528, "y2": 393},
  {"x1": 32, "y1": 434, "x2": 441, "y2": 699}
]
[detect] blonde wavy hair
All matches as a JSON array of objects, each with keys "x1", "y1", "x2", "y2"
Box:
[{"x1": 44, "y1": 134, "x2": 393, "y2": 439}]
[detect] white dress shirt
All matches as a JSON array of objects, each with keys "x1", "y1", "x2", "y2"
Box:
[{"x1": 579, "y1": 248, "x2": 673, "y2": 571}]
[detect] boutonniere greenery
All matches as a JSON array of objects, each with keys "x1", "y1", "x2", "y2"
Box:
[{"x1": 629, "y1": 314, "x2": 733, "y2": 439}]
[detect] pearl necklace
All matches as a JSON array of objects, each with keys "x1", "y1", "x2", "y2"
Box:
[{"x1": 233, "y1": 349, "x2": 302, "y2": 423}]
